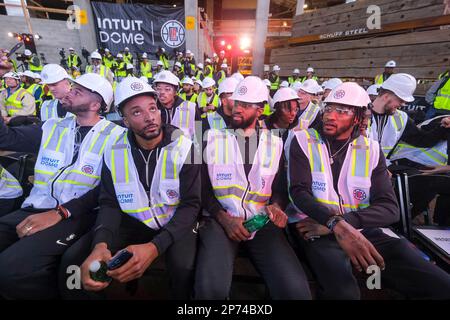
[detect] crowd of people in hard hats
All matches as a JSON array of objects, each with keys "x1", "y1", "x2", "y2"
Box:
[{"x1": 0, "y1": 43, "x2": 450, "y2": 300}]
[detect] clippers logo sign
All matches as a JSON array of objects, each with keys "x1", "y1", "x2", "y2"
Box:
[{"x1": 92, "y1": 2, "x2": 186, "y2": 54}]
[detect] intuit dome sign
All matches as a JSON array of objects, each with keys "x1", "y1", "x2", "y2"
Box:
[{"x1": 91, "y1": 2, "x2": 186, "y2": 53}]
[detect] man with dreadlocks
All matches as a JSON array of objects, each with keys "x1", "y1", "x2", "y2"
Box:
[{"x1": 285, "y1": 82, "x2": 450, "y2": 300}]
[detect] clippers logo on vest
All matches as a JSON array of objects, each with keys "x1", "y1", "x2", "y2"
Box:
[
  {"x1": 166, "y1": 189, "x2": 178, "y2": 199},
  {"x1": 81, "y1": 165, "x2": 94, "y2": 175},
  {"x1": 40, "y1": 156, "x2": 60, "y2": 168},
  {"x1": 353, "y1": 188, "x2": 367, "y2": 201}
]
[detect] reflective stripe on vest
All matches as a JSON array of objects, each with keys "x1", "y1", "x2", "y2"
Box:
[
  {"x1": 179, "y1": 92, "x2": 198, "y2": 103},
  {"x1": 270, "y1": 76, "x2": 280, "y2": 90},
  {"x1": 40, "y1": 99, "x2": 59, "y2": 121},
  {"x1": 207, "y1": 111, "x2": 227, "y2": 129},
  {"x1": 140, "y1": 62, "x2": 153, "y2": 78},
  {"x1": 199, "y1": 92, "x2": 219, "y2": 110},
  {"x1": 375, "y1": 74, "x2": 384, "y2": 85},
  {"x1": 295, "y1": 102, "x2": 320, "y2": 131},
  {"x1": 68, "y1": 55, "x2": 79, "y2": 68},
  {"x1": 171, "y1": 101, "x2": 197, "y2": 138},
  {"x1": 218, "y1": 70, "x2": 226, "y2": 85},
  {"x1": 206, "y1": 129, "x2": 283, "y2": 220},
  {"x1": 4, "y1": 88, "x2": 28, "y2": 116},
  {"x1": 87, "y1": 65, "x2": 107, "y2": 78},
  {"x1": 434, "y1": 77, "x2": 450, "y2": 111},
  {"x1": 106, "y1": 132, "x2": 192, "y2": 229},
  {"x1": 205, "y1": 65, "x2": 214, "y2": 78},
  {"x1": 292, "y1": 128, "x2": 379, "y2": 214},
  {"x1": 390, "y1": 141, "x2": 447, "y2": 166},
  {"x1": 0, "y1": 165, "x2": 22, "y2": 199}
]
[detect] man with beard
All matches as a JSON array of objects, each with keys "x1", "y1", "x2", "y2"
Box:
[
  {"x1": 195, "y1": 76, "x2": 311, "y2": 300},
  {"x1": 59, "y1": 77, "x2": 200, "y2": 299},
  {"x1": 291, "y1": 79, "x2": 322, "y2": 131},
  {"x1": 286, "y1": 82, "x2": 450, "y2": 299},
  {"x1": 0, "y1": 73, "x2": 125, "y2": 299}
]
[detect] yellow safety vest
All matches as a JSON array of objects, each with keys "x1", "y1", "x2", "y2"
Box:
[
  {"x1": 103, "y1": 55, "x2": 115, "y2": 69},
  {"x1": 140, "y1": 62, "x2": 153, "y2": 78},
  {"x1": 4, "y1": 87, "x2": 32, "y2": 116},
  {"x1": 217, "y1": 70, "x2": 226, "y2": 85},
  {"x1": 198, "y1": 92, "x2": 219, "y2": 114},
  {"x1": 374, "y1": 74, "x2": 385, "y2": 85},
  {"x1": 270, "y1": 75, "x2": 280, "y2": 90},
  {"x1": 115, "y1": 62, "x2": 127, "y2": 77},
  {"x1": 160, "y1": 55, "x2": 169, "y2": 70},
  {"x1": 67, "y1": 54, "x2": 80, "y2": 68},
  {"x1": 123, "y1": 53, "x2": 133, "y2": 64},
  {"x1": 86, "y1": 65, "x2": 107, "y2": 78},
  {"x1": 434, "y1": 77, "x2": 450, "y2": 111},
  {"x1": 205, "y1": 65, "x2": 214, "y2": 78},
  {"x1": 28, "y1": 57, "x2": 43, "y2": 72},
  {"x1": 179, "y1": 92, "x2": 198, "y2": 103}
]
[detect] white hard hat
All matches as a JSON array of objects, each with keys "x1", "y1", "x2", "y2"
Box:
[
  {"x1": 69, "y1": 47, "x2": 74, "y2": 51},
  {"x1": 280, "y1": 81, "x2": 289, "y2": 88},
  {"x1": 367, "y1": 84, "x2": 381, "y2": 96},
  {"x1": 186, "y1": 50, "x2": 192, "y2": 55},
  {"x1": 70, "y1": 73, "x2": 113, "y2": 108},
  {"x1": 385, "y1": 60, "x2": 396, "y2": 68},
  {"x1": 195, "y1": 79, "x2": 203, "y2": 87},
  {"x1": 181, "y1": 77, "x2": 194, "y2": 86},
  {"x1": 105, "y1": 48, "x2": 110, "y2": 53},
  {"x1": 115, "y1": 76, "x2": 156, "y2": 108},
  {"x1": 139, "y1": 76, "x2": 148, "y2": 82},
  {"x1": 221, "y1": 63, "x2": 228, "y2": 69},
  {"x1": 24, "y1": 49, "x2": 32, "y2": 56},
  {"x1": 231, "y1": 76, "x2": 268, "y2": 104},
  {"x1": 161, "y1": 47, "x2": 166, "y2": 53},
  {"x1": 117, "y1": 53, "x2": 123, "y2": 58},
  {"x1": 17, "y1": 72, "x2": 23, "y2": 77},
  {"x1": 218, "y1": 77, "x2": 239, "y2": 96},
  {"x1": 40, "y1": 64, "x2": 69, "y2": 84},
  {"x1": 157, "y1": 61, "x2": 164, "y2": 66},
  {"x1": 231, "y1": 72, "x2": 244, "y2": 82},
  {"x1": 300, "y1": 79, "x2": 321, "y2": 95},
  {"x1": 273, "y1": 88, "x2": 299, "y2": 106},
  {"x1": 381, "y1": 73, "x2": 416, "y2": 102},
  {"x1": 202, "y1": 77, "x2": 216, "y2": 89},
  {"x1": 33, "y1": 72, "x2": 41, "y2": 79},
  {"x1": 154, "y1": 70, "x2": 180, "y2": 87},
  {"x1": 142, "y1": 53, "x2": 148, "y2": 58},
  {"x1": 220, "y1": 50, "x2": 225, "y2": 54},
  {"x1": 323, "y1": 78, "x2": 343, "y2": 91},
  {"x1": 307, "y1": 67, "x2": 314, "y2": 73},
  {"x1": 293, "y1": 68, "x2": 300, "y2": 74},
  {"x1": 273, "y1": 65, "x2": 281, "y2": 72},
  {"x1": 263, "y1": 79, "x2": 271, "y2": 87},
  {"x1": 324, "y1": 82, "x2": 370, "y2": 108},
  {"x1": 291, "y1": 81, "x2": 302, "y2": 92},
  {"x1": 126, "y1": 63, "x2": 134, "y2": 70},
  {"x1": 124, "y1": 47, "x2": 130, "y2": 51},
  {"x1": 3, "y1": 72, "x2": 20, "y2": 80},
  {"x1": 197, "y1": 63, "x2": 204, "y2": 69},
  {"x1": 22, "y1": 70, "x2": 36, "y2": 79},
  {"x1": 205, "y1": 58, "x2": 211, "y2": 63},
  {"x1": 90, "y1": 51, "x2": 102, "y2": 60},
  {"x1": 175, "y1": 61, "x2": 182, "y2": 68}
]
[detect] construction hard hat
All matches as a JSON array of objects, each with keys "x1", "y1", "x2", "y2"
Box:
[
  {"x1": 263, "y1": 79, "x2": 271, "y2": 87},
  {"x1": 197, "y1": 63, "x2": 204, "y2": 69},
  {"x1": 381, "y1": 73, "x2": 416, "y2": 102},
  {"x1": 306, "y1": 67, "x2": 314, "y2": 73},
  {"x1": 115, "y1": 76, "x2": 156, "y2": 108},
  {"x1": 195, "y1": 79, "x2": 203, "y2": 87},
  {"x1": 90, "y1": 51, "x2": 102, "y2": 60},
  {"x1": 69, "y1": 47, "x2": 74, "y2": 51},
  {"x1": 291, "y1": 81, "x2": 302, "y2": 92},
  {"x1": 202, "y1": 77, "x2": 216, "y2": 89},
  {"x1": 231, "y1": 72, "x2": 244, "y2": 82},
  {"x1": 161, "y1": 47, "x2": 166, "y2": 53},
  {"x1": 181, "y1": 77, "x2": 194, "y2": 86},
  {"x1": 175, "y1": 61, "x2": 182, "y2": 68},
  {"x1": 293, "y1": 68, "x2": 300, "y2": 74},
  {"x1": 218, "y1": 77, "x2": 239, "y2": 96},
  {"x1": 273, "y1": 88, "x2": 299, "y2": 106},
  {"x1": 156, "y1": 61, "x2": 164, "y2": 66},
  {"x1": 300, "y1": 79, "x2": 322, "y2": 95},
  {"x1": 385, "y1": 60, "x2": 396, "y2": 68},
  {"x1": 273, "y1": 65, "x2": 281, "y2": 72},
  {"x1": 33, "y1": 72, "x2": 41, "y2": 79},
  {"x1": 280, "y1": 81, "x2": 289, "y2": 88},
  {"x1": 139, "y1": 76, "x2": 148, "y2": 82},
  {"x1": 154, "y1": 70, "x2": 180, "y2": 87},
  {"x1": 324, "y1": 82, "x2": 370, "y2": 108},
  {"x1": 105, "y1": 48, "x2": 110, "y2": 52},
  {"x1": 367, "y1": 84, "x2": 381, "y2": 96},
  {"x1": 124, "y1": 47, "x2": 130, "y2": 51},
  {"x1": 24, "y1": 49, "x2": 32, "y2": 56},
  {"x1": 186, "y1": 49, "x2": 192, "y2": 55},
  {"x1": 221, "y1": 63, "x2": 228, "y2": 69},
  {"x1": 126, "y1": 63, "x2": 134, "y2": 70},
  {"x1": 231, "y1": 76, "x2": 268, "y2": 104},
  {"x1": 117, "y1": 53, "x2": 123, "y2": 58},
  {"x1": 3, "y1": 72, "x2": 20, "y2": 80},
  {"x1": 220, "y1": 50, "x2": 225, "y2": 54},
  {"x1": 71, "y1": 73, "x2": 113, "y2": 108},
  {"x1": 40, "y1": 64, "x2": 69, "y2": 84},
  {"x1": 142, "y1": 53, "x2": 148, "y2": 58},
  {"x1": 205, "y1": 58, "x2": 211, "y2": 63},
  {"x1": 22, "y1": 70, "x2": 35, "y2": 79},
  {"x1": 323, "y1": 78, "x2": 343, "y2": 91}
]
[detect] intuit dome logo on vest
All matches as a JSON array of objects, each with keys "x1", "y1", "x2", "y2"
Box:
[{"x1": 91, "y1": 2, "x2": 186, "y2": 54}]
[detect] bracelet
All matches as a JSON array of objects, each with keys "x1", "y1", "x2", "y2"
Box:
[
  {"x1": 56, "y1": 205, "x2": 69, "y2": 220},
  {"x1": 326, "y1": 215, "x2": 344, "y2": 232}
]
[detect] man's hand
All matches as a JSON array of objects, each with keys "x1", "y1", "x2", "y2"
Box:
[
  {"x1": 420, "y1": 165, "x2": 450, "y2": 175},
  {"x1": 107, "y1": 243, "x2": 159, "y2": 283},
  {"x1": 81, "y1": 243, "x2": 112, "y2": 291},
  {"x1": 441, "y1": 117, "x2": 450, "y2": 128},
  {"x1": 216, "y1": 210, "x2": 251, "y2": 242},
  {"x1": 266, "y1": 204, "x2": 288, "y2": 228},
  {"x1": 333, "y1": 221, "x2": 385, "y2": 272},
  {"x1": 16, "y1": 210, "x2": 62, "y2": 238},
  {"x1": 296, "y1": 217, "x2": 331, "y2": 240},
  {"x1": 3, "y1": 116, "x2": 10, "y2": 125}
]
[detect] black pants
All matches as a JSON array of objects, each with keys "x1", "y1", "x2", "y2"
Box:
[
  {"x1": 0, "y1": 208, "x2": 96, "y2": 299},
  {"x1": 194, "y1": 217, "x2": 312, "y2": 300},
  {"x1": 0, "y1": 198, "x2": 19, "y2": 218},
  {"x1": 59, "y1": 214, "x2": 197, "y2": 300},
  {"x1": 290, "y1": 226, "x2": 450, "y2": 300}
]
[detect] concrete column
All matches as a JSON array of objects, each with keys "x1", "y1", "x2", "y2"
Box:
[
  {"x1": 73, "y1": 0, "x2": 98, "y2": 52},
  {"x1": 252, "y1": 0, "x2": 270, "y2": 76},
  {"x1": 185, "y1": 0, "x2": 199, "y2": 58},
  {"x1": 296, "y1": 0, "x2": 305, "y2": 15}
]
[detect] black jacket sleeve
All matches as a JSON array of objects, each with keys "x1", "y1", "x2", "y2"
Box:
[
  {"x1": 401, "y1": 117, "x2": 446, "y2": 148},
  {"x1": 269, "y1": 154, "x2": 289, "y2": 210},
  {"x1": 0, "y1": 117, "x2": 42, "y2": 153}
]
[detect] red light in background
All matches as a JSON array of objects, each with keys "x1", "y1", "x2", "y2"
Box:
[{"x1": 226, "y1": 44, "x2": 232, "y2": 50}]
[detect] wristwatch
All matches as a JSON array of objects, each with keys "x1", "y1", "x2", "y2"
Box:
[
  {"x1": 56, "y1": 205, "x2": 70, "y2": 220},
  {"x1": 326, "y1": 215, "x2": 344, "y2": 232}
]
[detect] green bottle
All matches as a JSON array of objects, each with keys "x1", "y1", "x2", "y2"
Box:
[
  {"x1": 243, "y1": 214, "x2": 269, "y2": 233},
  {"x1": 89, "y1": 260, "x2": 112, "y2": 283}
]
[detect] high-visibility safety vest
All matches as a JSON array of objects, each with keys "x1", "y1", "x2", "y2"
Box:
[
  {"x1": 389, "y1": 115, "x2": 448, "y2": 166},
  {"x1": 374, "y1": 74, "x2": 385, "y2": 85},
  {"x1": 217, "y1": 70, "x2": 226, "y2": 85},
  {"x1": 433, "y1": 77, "x2": 450, "y2": 111},
  {"x1": 67, "y1": 54, "x2": 80, "y2": 68},
  {"x1": 198, "y1": 92, "x2": 219, "y2": 112},
  {"x1": 25, "y1": 83, "x2": 43, "y2": 104},
  {"x1": 114, "y1": 62, "x2": 127, "y2": 78},
  {"x1": 206, "y1": 111, "x2": 227, "y2": 130},
  {"x1": 159, "y1": 55, "x2": 170, "y2": 70},
  {"x1": 195, "y1": 70, "x2": 204, "y2": 80},
  {"x1": 86, "y1": 65, "x2": 108, "y2": 78},
  {"x1": 288, "y1": 76, "x2": 300, "y2": 84},
  {"x1": 290, "y1": 128, "x2": 379, "y2": 214},
  {"x1": 179, "y1": 92, "x2": 198, "y2": 103},
  {"x1": 4, "y1": 87, "x2": 31, "y2": 116},
  {"x1": 140, "y1": 62, "x2": 153, "y2": 79},
  {"x1": 294, "y1": 102, "x2": 321, "y2": 131},
  {"x1": 438, "y1": 71, "x2": 449, "y2": 80},
  {"x1": 270, "y1": 75, "x2": 280, "y2": 90},
  {"x1": 123, "y1": 53, "x2": 133, "y2": 64},
  {"x1": 367, "y1": 109, "x2": 408, "y2": 164},
  {"x1": 40, "y1": 99, "x2": 59, "y2": 121},
  {"x1": 205, "y1": 65, "x2": 214, "y2": 78},
  {"x1": 105, "y1": 132, "x2": 192, "y2": 229},
  {"x1": 22, "y1": 116, "x2": 125, "y2": 209},
  {"x1": 169, "y1": 101, "x2": 197, "y2": 138},
  {"x1": 262, "y1": 103, "x2": 272, "y2": 116},
  {"x1": 300, "y1": 76, "x2": 319, "y2": 83},
  {"x1": 0, "y1": 164, "x2": 22, "y2": 199},
  {"x1": 103, "y1": 55, "x2": 115, "y2": 69},
  {"x1": 206, "y1": 129, "x2": 283, "y2": 221},
  {"x1": 28, "y1": 57, "x2": 43, "y2": 72}
]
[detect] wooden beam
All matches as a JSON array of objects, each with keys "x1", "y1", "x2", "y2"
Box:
[
  {"x1": 266, "y1": 14, "x2": 450, "y2": 48},
  {"x1": 0, "y1": 2, "x2": 73, "y2": 15}
]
